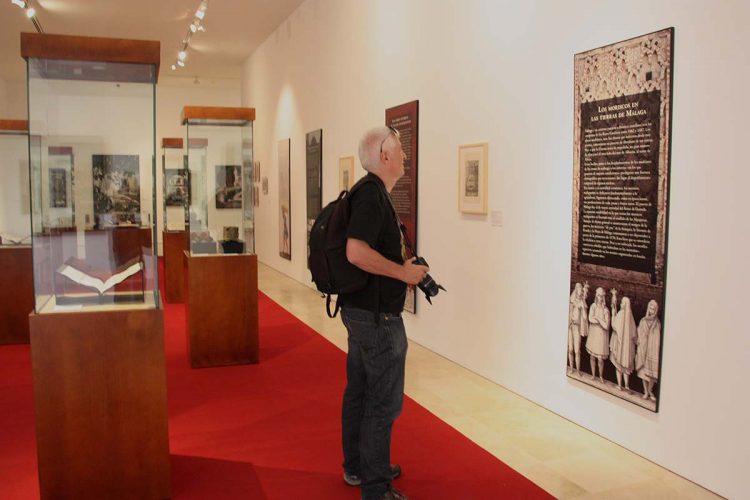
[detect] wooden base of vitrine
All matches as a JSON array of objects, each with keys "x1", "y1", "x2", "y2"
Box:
[
  {"x1": 163, "y1": 229, "x2": 188, "y2": 303},
  {"x1": 186, "y1": 252, "x2": 259, "y2": 368},
  {"x1": 0, "y1": 246, "x2": 33, "y2": 344},
  {"x1": 29, "y1": 307, "x2": 170, "y2": 500}
]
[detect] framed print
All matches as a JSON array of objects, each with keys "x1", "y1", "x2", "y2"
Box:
[
  {"x1": 458, "y1": 143, "x2": 488, "y2": 214},
  {"x1": 164, "y1": 169, "x2": 188, "y2": 207},
  {"x1": 306, "y1": 130, "x2": 323, "y2": 268},
  {"x1": 568, "y1": 28, "x2": 673, "y2": 412},
  {"x1": 214, "y1": 165, "x2": 242, "y2": 209},
  {"x1": 339, "y1": 156, "x2": 355, "y2": 192},
  {"x1": 48, "y1": 168, "x2": 68, "y2": 208},
  {"x1": 278, "y1": 138, "x2": 291, "y2": 260},
  {"x1": 92, "y1": 154, "x2": 140, "y2": 225}
]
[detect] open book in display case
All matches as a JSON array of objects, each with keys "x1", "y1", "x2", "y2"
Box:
[
  {"x1": 25, "y1": 33, "x2": 160, "y2": 312},
  {"x1": 183, "y1": 106, "x2": 259, "y2": 368},
  {"x1": 22, "y1": 32, "x2": 169, "y2": 499}
]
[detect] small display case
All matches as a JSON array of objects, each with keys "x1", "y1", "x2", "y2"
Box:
[
  {"x1": 161, "y1": 137, "x2": 189, "y2": 303},
  {"x1": 0, "y1": 120, "x2": 32, "y2": 246},
  {"x1": 182, "y1": 106, "x2": 259, "y2": 368},
  {"x1": 0, "y1": 120, "x2": 34, "y2": 344},
  {"x1": 25, "y1": 33, "x2": 160, "y2": 312},
  {"x1": 161, "y1": 137, "x2": 188, "y2": 231},
  {"x1": 183, "y1": 106, "x2": 255, "y2": 255}
]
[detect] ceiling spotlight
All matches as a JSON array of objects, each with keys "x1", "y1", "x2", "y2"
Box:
[
  {"x1": 195, "y1": 9, "x2": 205, "y2": 20},
  {"x1": 190, "y1": 23, "x2": 197, "y2": 33},
  {"x1": 171, "y1": 64, "x2": 176, "y2": 70},
  {"x1": 177, "y1": 60, "x2": 185, "y2": 67},
  {"x1": 26, "y1": 7, "x2": 36, "y2": 17},
  {"x1": 197, "y1": 24, "x2": 206, "y2": 32},
  {"x1": 11, "y1": 0, "x2": 27, "y2": 8},
  {"x1": 178, "y1": 50, "x2": 187, "y2": 61}
]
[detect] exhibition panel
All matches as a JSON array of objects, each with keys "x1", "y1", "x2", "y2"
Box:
[
  {"x1": 24, "y1": 32, "x2": 160, "y2": 313},
  {"x1": 0, "y1": 120, "x2": 34, "y2": 344},
  {"x1": 22, "y1": 32, "x2": 170, "y2": 499}
]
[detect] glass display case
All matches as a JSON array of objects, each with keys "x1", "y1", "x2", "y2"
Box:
[
  {"x1": 183, "y1": 106, "x2": 255, "y2": 256},
  {"x1": 24, "y1": 33, "x2": 160, "y2": 313},
  {"x1": 0, "y1": 120, "x2": 31, "y2": 246},
  {"x1": 0, "y1": 119, "x2": 34, "y2": 345},
  {"x1": 161, "y1": 138, "x2": 188, "y2": 231}
]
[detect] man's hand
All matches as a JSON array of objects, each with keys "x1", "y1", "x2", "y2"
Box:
[
  {"x1": 346, "y1": 239, "x2": 429, "y2": 286},
  {"x1": 402, "y1": 257, "x2": 429, "y2": 286}
]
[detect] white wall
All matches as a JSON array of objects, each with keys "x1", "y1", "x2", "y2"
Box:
[
  {"x1": 241, "y1": 0, "x2": 750, "y2": 498},
  {"x1": 0, "y1": 77, "x2": 27, "y2": 119}
]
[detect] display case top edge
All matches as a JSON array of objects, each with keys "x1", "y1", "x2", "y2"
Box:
[
  {"x1": 0, "y1": 119, "x2": 29, "y2": 134},
  {"x1": 21, "y1": 32, "x2": 160, "y2": 83},
  {"x1": 181, "y1": 106, "x2": 255, "y2": 125},
  {"x1": 161, "y1": 138, "x2": 184, "y2": 149}
]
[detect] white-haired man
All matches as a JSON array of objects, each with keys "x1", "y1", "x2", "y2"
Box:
[{"x1": 339, "y1": 126, "x2": 428, "y2": 500}]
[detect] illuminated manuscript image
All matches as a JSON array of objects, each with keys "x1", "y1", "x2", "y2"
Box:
[{"x1": 568, "y1": 28, "x2": 673, "y2": 412}]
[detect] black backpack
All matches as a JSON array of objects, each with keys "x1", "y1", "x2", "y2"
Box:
[{"x1": 308, "y1": 176, "x2": 378, "y2": 318}]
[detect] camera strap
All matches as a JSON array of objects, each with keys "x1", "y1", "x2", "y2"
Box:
[{"x1": 380, "y1": 186, "x2": 417, "y2": 258}]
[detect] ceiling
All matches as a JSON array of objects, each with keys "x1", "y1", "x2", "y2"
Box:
[{"x1": 0, "y1": 0, "x2": 305, "y2": 82}]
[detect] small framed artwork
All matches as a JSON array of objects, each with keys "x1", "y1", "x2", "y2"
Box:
[
  {"x1": 262, "y1": 177, "x2": 268, "y2": 195},
  {"x1": 339, "y1": 156, "x2": 355, "y2": 192},
  {"x1": 215, "y1": 164, "x2": 242, "y2": 209},
  {"x1": 458, "y1": 143, "x2": 488, "y2": 214}
]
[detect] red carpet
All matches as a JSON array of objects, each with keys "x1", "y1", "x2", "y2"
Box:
[{"x1": 0, "y1": 273, "x2": 551, "y2": 499}]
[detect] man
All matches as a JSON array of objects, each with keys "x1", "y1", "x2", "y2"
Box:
[
  {"x1": 610, "y1": 296, "x2": 637, "y2": 391},
  {"x1": 635, "y1": 300, "x2": 661, "y2": 401},
  {"x1": 586, "y1": 287, "x2": 610, "y2": 382},
  {"x1": 339, "y1": 126, "x2": 428, "y2": 500},
  {"x1": 567, "y1": 282, "x2": 588, "y2": 375}
]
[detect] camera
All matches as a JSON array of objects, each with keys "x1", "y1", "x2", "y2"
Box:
[{"x1": 413, "y1": 256, "x2": 446, "y2": 304}]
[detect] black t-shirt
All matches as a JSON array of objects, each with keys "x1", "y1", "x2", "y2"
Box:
[{"x1": 339, "y1": 173, "x2": 406, "y2": 314}]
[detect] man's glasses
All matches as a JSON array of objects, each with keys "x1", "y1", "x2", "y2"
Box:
[{"x1": 380, "y1": 126, "x2": 399, "y2": 153}]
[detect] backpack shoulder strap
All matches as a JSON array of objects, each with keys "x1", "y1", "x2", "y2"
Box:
[{"x1": 326, "y1": 294, "x2": 341, "y2": 318}]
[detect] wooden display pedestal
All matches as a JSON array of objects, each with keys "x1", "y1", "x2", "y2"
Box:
[
  {"x1": 29, "y1": 307, "x2": 171, "y2": 499},
  {"x1": 185, "y1": 252, "x2": 259, "y2": 368},
  {"x1": 163, "y1": 229, "x2": 188, "y2": 303},
  {"x1": 0, "y1": 246, "x2": 34, "y2": 344}
]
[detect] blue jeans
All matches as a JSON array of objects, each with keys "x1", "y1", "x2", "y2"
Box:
[{"x1": 341, "y1": 307, "x2": 407, "y2": 500}]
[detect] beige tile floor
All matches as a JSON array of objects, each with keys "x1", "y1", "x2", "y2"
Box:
[{"x1": 258, "y1": 263, "x2": 722, "y2": 499}]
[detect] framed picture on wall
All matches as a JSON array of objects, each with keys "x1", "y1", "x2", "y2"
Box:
[
  {"x1": 458, "y1": 143, "x2": 488, "y2": 214},
  {"x1": 339, "y1": 156, "x2": 355, "y2": 192},
  {"x1": 278, "y1": 138, "x2": 291, "y2": 260},
  {"x1": 215, "y1": 165, "x2": 242, "y2": 209},
  {"x1": 92, "y1": 154, "x2": 140, "y2": 226},
  {"x1": 48, "y1": 168, "x2": 68, "y2": 208}
]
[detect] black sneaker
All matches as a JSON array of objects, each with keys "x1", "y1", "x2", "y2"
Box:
[
  {"x1": 382, "y1": 488, "x2": 409, "y2": 500},
  {"x1": 343, "y1": 464, "x2": 402, "y2": 486}
]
